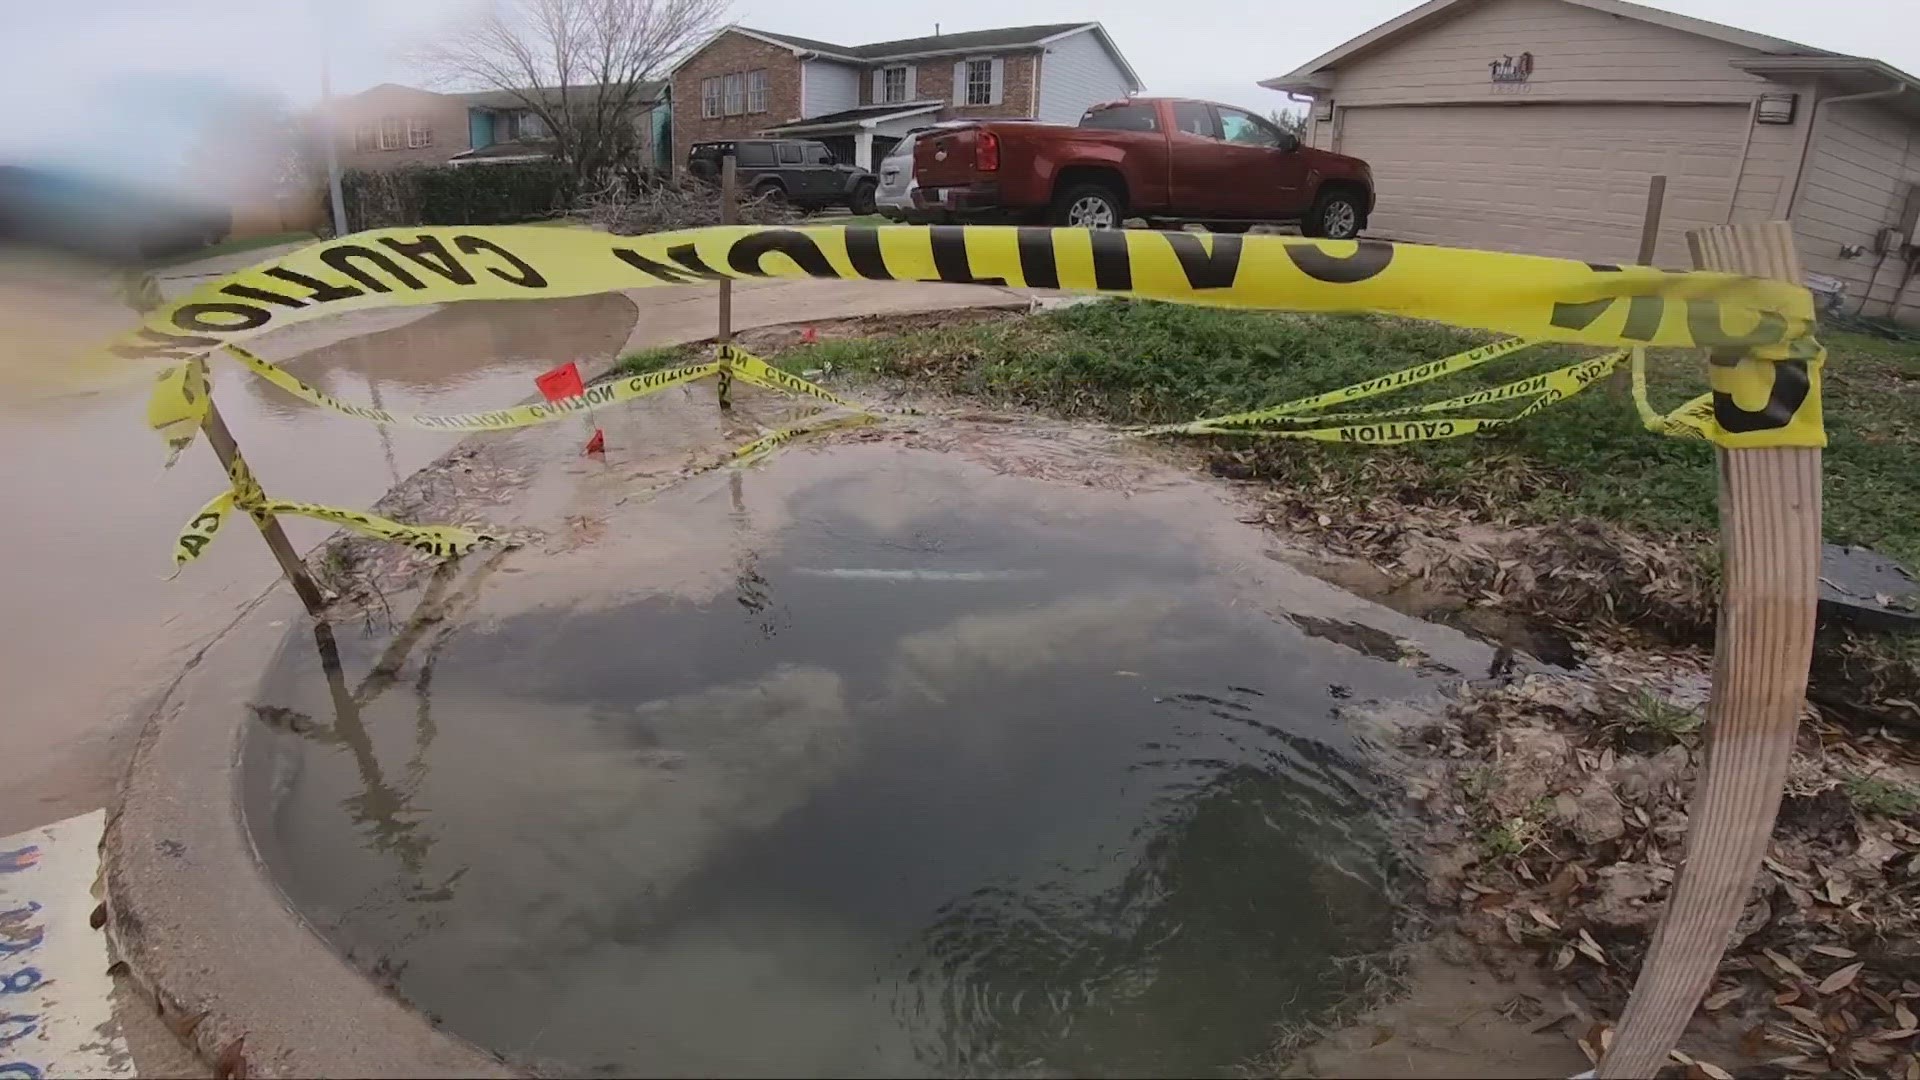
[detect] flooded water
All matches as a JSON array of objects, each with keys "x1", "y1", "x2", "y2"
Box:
[
  {"x1": 0, "y1": 258, "x2": 636, "y2": 831},
  {"x1": 242, "y1": 446, "x2": 1437, "y2": 1077}
]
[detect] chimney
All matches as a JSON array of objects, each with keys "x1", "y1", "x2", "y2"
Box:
[{"x1": 934, "y1": 23, "x2": 941, "y2": 36}]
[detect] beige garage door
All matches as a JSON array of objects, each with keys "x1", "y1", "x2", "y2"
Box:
[{"x1": 1337, "y1": 103, "x2": 1746, "y2": 266}]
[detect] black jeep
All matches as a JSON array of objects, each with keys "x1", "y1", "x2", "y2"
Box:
[{"x1": 686, "y1": 139, "x2": 878, "y2": 214}]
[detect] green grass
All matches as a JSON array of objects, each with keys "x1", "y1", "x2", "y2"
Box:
[
  {"x1": 144, "y1": 229, "x2": 316, "y2": 268},
  {"x1": 1844, "y1": 773, "x2": 1920, "y2": 817},
  {"x1": 616, "y1": 300, "x2": 1920, "y2": 567}
]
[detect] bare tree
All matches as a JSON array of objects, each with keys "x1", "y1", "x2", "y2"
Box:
[
  {"x1": 1267, "y1": 108, "x2": 1307, "y2": 138},
  {"x1": 417, "y1": 0, "x2": 726, "y2": 181}
]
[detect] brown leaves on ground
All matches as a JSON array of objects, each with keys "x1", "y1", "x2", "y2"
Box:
[{"x1": 1402, "y1": 648, "x2": 1920, "y2": 1078}]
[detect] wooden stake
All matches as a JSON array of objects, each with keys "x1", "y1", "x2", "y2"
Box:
[
  {"x1": 1599, "y1": 221, "x2": 1821, "y2": 1077},
  {"x1": 200, "y1": 398, "x2": 327, "y2": 616},
  {"x1": 1635, "y1": 174, "x2": 1668, "y2": 266},
  {"x1": 716, "y1": 152, "x2": 737, "y2": 410},
  {"x1": 1610, "y1": 175, "x2": 1669, "y2": 402}
]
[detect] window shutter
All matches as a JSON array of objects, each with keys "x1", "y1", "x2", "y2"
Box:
[
  {"x1": 990, "y1": 58, "x2": 1004, "y2": 106},
  {"x1": 871, "y1": 68, "x2": 884, "y2": 103},
  {"x1": 953, "y1": 61, "x2": 967, "y2": 105},
  {"x1": 905, "y1": 65, "x2": 917, "y2": 100}
]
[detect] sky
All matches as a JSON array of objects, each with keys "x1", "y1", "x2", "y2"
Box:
[{"x1": 3, "y1": 0, "x2": 1914, "y2": 174}]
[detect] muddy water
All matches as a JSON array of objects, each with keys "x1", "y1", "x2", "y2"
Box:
[
  {"x1": 242, "y1": 445, "x2": 1448, "y2": 1078},
  {"x1": 0, "y1": 275, "x2": 635, "y2": 832}
]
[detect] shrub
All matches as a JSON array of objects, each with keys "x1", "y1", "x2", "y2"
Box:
[{"x1": 342, "y1": 160, "x2": 575, "y2": 230}]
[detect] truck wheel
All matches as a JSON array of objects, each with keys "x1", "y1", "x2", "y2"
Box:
[
  {"x1": 1054, "y1": 182, "x2": 1123, "y2": 230},
  {"x1": 752, "y1": 179, "x2": 787, "y2": 205},
  {"x1": 848, "y1": 181, "x2": 877, "y2": 215},
  {"x1": 1208, "y1": 223, "x2": 1251, "y2": 234},
  {"x1": 1304, "y1": 191, "x2": 1362, "y2": 239}
]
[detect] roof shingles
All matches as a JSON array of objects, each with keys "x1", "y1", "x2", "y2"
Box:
[{"x1": 742, "y1": 22, "x2": 1088, "y2": 60}]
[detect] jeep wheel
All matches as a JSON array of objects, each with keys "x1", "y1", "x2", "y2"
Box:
[
  {"x1": 1053, "y1": 182, "x2": 1124, "y2": 229},
  {"x1": 848, "y1": 181, "x2": 877, "y2": 216},
  {"x1": 1304, "y1": 192, "x2": 1362, "y2": 240},
  {"x1": 752, "y1": 179, "x2": 786, "y2": 205}
]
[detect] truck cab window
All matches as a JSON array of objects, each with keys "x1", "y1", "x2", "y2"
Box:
[
  {"x1": 1217, "y1": 108, "x2": 1283, "y2": 148},
  {"x1": 1079, "y1": 104, "x2": 1158, "y2": 132},
  {"x1": 1171, "y1": 101, "x2": 1217, "y2": 138}
]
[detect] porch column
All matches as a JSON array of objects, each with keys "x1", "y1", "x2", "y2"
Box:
[{"x1": 854, "y1": 129, "x2": 874, "y2": 171}]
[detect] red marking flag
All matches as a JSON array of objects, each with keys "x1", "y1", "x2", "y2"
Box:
[{"x1": 535, "y1": 362, "x2": 584, "y2": 403}]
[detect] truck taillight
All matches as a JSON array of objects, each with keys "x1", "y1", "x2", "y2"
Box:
[{"x1": 976, "y1": 131, "x2": 1000, "y2": 172}]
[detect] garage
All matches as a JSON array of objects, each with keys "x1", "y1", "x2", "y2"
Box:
[{"x1": 1335, "y1": 103, "x2": 1748, "y2": 265}]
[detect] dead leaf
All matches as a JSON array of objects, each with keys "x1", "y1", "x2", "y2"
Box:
[
  {"x1": 1703, "y1": 987, "x2": 1745, "y2": 1011},
  {"x1": 1819, "y1": 962, "x2": 1865, "y2": 994},
  {"x1": 1776, "y1": 989, "x2": 1803, "y2": 1007},
  {"x1": 1766, "y1": 948, "x2": 1812, "y2": 982},
  {"x1": 1780, "y1": 1004, "x2": 1825, "y2": 1032},
  {"x1": 1899, "y1": 1002, "x2": 1917, "y2": 1030},
  {"x1": 1529, "y1": 906, "x2": 1561, "y2": 931},
  {"x1": 214, "y1": 1036, "x2": 248, "y2": 1080},
  {"x1": 1687, "y1": 1060, "x2": 1735, "y2": 1080},
  {"x1": 1576, "y1": 928, "x2": 1609, "y2": 966},
  {"x1": 1877, "y1": 1028, "x2": 1920, "y2": 1041},
  {"x1": 1553, "y1": 945, "x2": 1575, "y2": 971},
  {"x1": 1811, "y1": 945, "x2": 1859, "y2": 958}
]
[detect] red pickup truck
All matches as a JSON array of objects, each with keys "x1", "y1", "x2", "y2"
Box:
[{"x1": 911, "y1": 97, "x2": 1374, "y2": 238}]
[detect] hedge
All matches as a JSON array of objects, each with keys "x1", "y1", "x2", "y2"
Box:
[{"x1": 342, "y1": 160, "x2": 573, "y2": 230}]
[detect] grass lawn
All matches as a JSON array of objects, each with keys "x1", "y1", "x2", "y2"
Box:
[
  {"x1": 619, "y1": 301, "x2": 1920, "y2": 569},
  {"x1": 144, "y1": 230, "x2": 316, "y2": 268}
]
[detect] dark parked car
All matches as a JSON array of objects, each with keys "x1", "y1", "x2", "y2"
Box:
[{"x1": 686, "y1": 139, "x2": 878, "y2": 214}]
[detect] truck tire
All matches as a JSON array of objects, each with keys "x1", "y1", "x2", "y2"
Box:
[
  {"x1": 752, "y1": 179, "x2": 787, "y2": 204},
  {"x1": 848, "y1": 180, "x2": 877, "y2": 215},
  {"x1": 1303, "y1": 189, "x2": 1363, "y2": 240},
  {"x1": 1053, "y1": 181, "x2": 1124, "y2": 230}
]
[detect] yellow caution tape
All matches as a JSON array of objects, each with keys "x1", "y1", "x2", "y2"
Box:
[
  {"x1": 147, "y1": 359, "x2": 210, "y2": 465},
  {"x1": 1632, "y1": 348, "x2": 1713, "y2": 441},
  {"x1": 1174, "y1": 350, "x2": 1628, "y2": 444},
  {"x1": 732, "y1": 411, "x2": 880, "y2": 465},
  {"x1": 103, "y1": 224, "x2": 1824, "y2": 448}
]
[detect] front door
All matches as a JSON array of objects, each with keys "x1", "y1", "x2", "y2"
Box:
[
  {"x1": 1167, "y1": 100, "x2": 1233, "y2": 217},
  {"x1": 1212, "y1": 106, "x2": 1309, "y2": 219}
]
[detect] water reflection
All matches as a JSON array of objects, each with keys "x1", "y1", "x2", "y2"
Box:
[{"x1": 243, "y1": 450, "x2": 1431, "y2": 1077}]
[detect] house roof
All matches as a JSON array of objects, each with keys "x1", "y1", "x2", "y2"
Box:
[
  {"x1": 760, "y1": 101, "x2": 947, "y2": 133},
  {"x1": 1259, "y1": 0, "x2": 1837, "y2": 93},
  {"x1": 457, "y1": 81, "x2": 665, "y2": 110},
  {"x1": 690, "y1": 22, "x2": 1143, "y2": 89}
]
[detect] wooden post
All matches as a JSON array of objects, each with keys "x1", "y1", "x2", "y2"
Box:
[
  {"x1": 1635, "y1": 174, "x2": 1668, "y2": 266},
  {"x1": 716, "y1": 152, "x2": 737, "y2": 410},
  {"x1": 200, "y1": 398, "x2": 328, "y2": 616},
  {"x1": 1610, "y1": 175, "x2": 1669, "y2": 401},
  {"x1": 1598, "y1": 221, "x2": 1821, "y2": 1077}
]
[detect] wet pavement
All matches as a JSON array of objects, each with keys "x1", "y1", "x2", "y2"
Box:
[{"x1": 238, "y1": 441, "x2": 1471, "y2": 1078}]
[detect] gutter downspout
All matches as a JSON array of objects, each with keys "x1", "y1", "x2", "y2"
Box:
[
  {"x1": 1287, "y1": 90, "x2": 1321, "y2": 148},
  {"x1": 1783, "y1": 78, "x2": 1906, "y2": 219}
]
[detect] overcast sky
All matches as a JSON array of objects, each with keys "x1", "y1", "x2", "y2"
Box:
[{"x1": 4, "y1": 0, "x2": 1913, "y2": 172}]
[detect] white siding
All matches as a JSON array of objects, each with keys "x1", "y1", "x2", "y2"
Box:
[
  {"x1": 802, "y1": 60, "x2": 860, "y2": 118},
  {"x1": 1036, "y1": 28, "x2": 1133, "y2": 125},
  {"x1": 1794, "y1": 100, "x2": 1920, "y2": 321}
]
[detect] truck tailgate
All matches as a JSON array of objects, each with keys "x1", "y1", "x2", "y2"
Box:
[{"x1": 913, "y1": 126, "x2": 983, "y2": 188}]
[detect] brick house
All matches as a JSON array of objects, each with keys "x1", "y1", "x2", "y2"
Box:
[
  {"x1": 322, "y1": 82, "x2": 671, "y2": 171},
  {"x1": 667, "y1": 23, "x2": 1142, "y2": 171}
]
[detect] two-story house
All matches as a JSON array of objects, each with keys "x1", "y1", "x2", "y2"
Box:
[
  {"x1": 667, "y1": 23, "x2": 1142, "y2": 171},
  {"x1": 322, "y1": 82, "x2": 671, "y2": 171}
]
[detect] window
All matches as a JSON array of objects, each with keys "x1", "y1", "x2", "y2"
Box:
[
  {"x1": 777, "y1": 142, "x2": 802, "y2": 164},
  {"x1": 723, "y1": 73, "x2": 746, "y2": 115},
  {"x1": 807, "y1": 144, "x2": 834, "y2": 165},
  {"x1": 1217, "y1": 107, "x2": 1284, "y2": 148},
  {"x1": 1078, "y1": 103, "x2": 1157, "y2": 132},
  {"x1": 353, "y1": 123, "x2": 377, "y2": 152},
  {"x1": 406, "y1": 119, "x2": 432, "y2": 148},
  {"x1": 736, "y1": 142, "x2": 776, "y2": 167},
  {"x1": 1172, "y1": 101, "x2": 1216, "y2": 138},
  {"x1": 379, "y1": 117, "x2": 403, "y2": 149},
  {"x1": 964, "y1": 58, "x2": 992, "y2": 106},
  {"x1": 882, "y1": 66, "x2": 908, "y2": 103},
  {"x1": 747, "y1": 69, "x2": 769, "y2": 114},
  {"x1": 515, "y1": 111, "x2": 548, "y2": 140},
  {"x1": 701, "y1": 77, "x2": 721, "y2": 119}
]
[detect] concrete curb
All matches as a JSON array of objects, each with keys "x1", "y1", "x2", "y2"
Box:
[{"x1": 103, "y1": 590, "x2": 517, "y2": 1079}]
